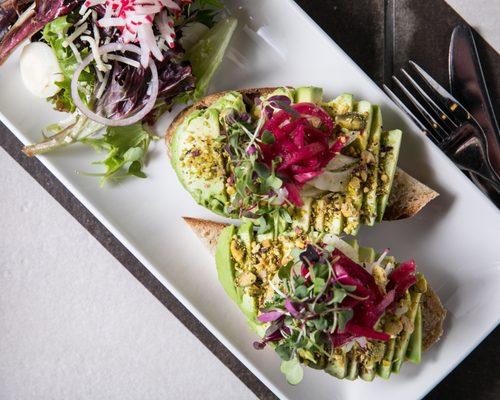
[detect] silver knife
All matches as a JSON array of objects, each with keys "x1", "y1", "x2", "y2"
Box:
[
  {"x1": 449, "y1": 24, "x2": 500, "y2": 205},
  {"x1": 449, "y1": 24, "x2": 500, "y2": 173}
]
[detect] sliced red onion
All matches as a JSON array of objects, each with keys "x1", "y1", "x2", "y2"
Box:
[{"x1": 71, "y1": 43, "x2": 159, "y2": 127}]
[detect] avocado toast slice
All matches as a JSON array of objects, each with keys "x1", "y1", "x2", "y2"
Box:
[
  {"x1": 167, "y1": 87, "x2": 438, "y2": 236},
  {"x1": 184, "y1": 217, "x2": 446, "y2": 384}
]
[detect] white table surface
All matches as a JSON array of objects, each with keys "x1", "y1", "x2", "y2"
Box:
[{"x1": 1, "y1": 2, "x2": 498, "y2": 399}]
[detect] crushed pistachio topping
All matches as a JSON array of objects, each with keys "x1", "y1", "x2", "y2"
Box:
[
  {"x1": 230, "y1": 235, "x2": 306, "y2": 307},
  {"x1": 179, "y1": 135, "x2": 225, "y2": 182}
]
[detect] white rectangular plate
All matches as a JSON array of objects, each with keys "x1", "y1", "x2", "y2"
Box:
[{"x1": 1, "y1": 1, "x2": 499, "y2": 399}]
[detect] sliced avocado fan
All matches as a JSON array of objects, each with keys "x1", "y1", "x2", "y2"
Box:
[
  {"x1": 170, "y1": 87, "x2": 406, "y2": 235},
  {"x1": 212, "y1": 223, "x2": 425, "y2": 382}
]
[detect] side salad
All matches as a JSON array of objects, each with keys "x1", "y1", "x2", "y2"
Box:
[{"x1": 0, "y1": 0, "x2": 236, "y2": 183}]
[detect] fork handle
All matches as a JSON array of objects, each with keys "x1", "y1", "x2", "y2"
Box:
[{"x1": 446, "y1": 127, "x2": 500, "y2": 187}]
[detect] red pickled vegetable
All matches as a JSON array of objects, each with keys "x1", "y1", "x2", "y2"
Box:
[
  {"x1": 344, "y1": 323, "x2": 391, "y2": 341},
  {"x1": 388, "y1": 260, "x2": 417, "y2": 300},
  {"x1": 258, "y1": 102, "x2": 344, "y2": 206},
  {"x1": 329, "y1": 250, "x2": 394, "y2": 346},
  {"x1": 284, "y1": 182, "x2": 303, "y2": 206}
]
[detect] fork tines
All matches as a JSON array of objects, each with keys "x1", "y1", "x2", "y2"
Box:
[{"x1": 383, "y1": 61, "x2": 469, "y2": 145}]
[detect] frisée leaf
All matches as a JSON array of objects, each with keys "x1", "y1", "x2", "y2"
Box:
[{"x1": 81, "y1": 123, "x2": 158, "y2": 185}]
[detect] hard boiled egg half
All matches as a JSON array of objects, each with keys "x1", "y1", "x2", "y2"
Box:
[{"x1": 20, "y1": 42, "x2": 63, "y2": 98}]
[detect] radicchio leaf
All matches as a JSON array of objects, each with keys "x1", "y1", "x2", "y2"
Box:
[
  {"x1": 0, "y1": 0, "x2": 81, "y2": 65},
  {"x1": 95, "y1": 48, "x2": 194, "y2": 124}
]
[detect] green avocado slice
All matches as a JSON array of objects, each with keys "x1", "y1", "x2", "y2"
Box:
[
  {"x1": 240, "y1": 293, "x2": 258, "y2": 320},
  {"x1": 346, "y1": 351, "x2": 359, "y2": 380},
  {"x1": 345, "y1": 100, "x2": 373, "y2": 153},
  {"x1": 406, "y1": 305, "x2": 422, "y2": 364},
  {"x1": 215, "y1": 225, "x2": 241, "y2": 304},
  {"x1": 361, "y1": 105, "x2": 383, "y2": 226},
  {"x1": 295, "y1": 86, "x2": 323, "y2": 104},
  {"x1": 392, "y1": 289, "x2": 422, "y2": 373},
  {"x1": 344, "y1": 238, "x2": 359, "y2": 253},
  {"x1": 217, "y1": 225, "x2": 260, "y2": 326},
  {"x1": 262, "y1": 87, "x2": 296, "y2": 103},
  {"x1": 325, "y1": 353, "x2": 347, "y2": 379},
  {"x1": 315, "y1": 193, "x2": 345, "y2": 235},
  {"x1": 357, "y1": 246, "x2": 379, "y2": 381},
  {"x1": 170, "y1": 107, "x2": 229, "y2": 215},
  {"x1": 322, "y1": 93, "x2": 354, "y2": 116},
  {"x1": 358, "y1": 246, "x2": 376, "y2": 266},
  {"x1": 342, "y1": 101, "x2": 373, "y2": 235},
  {"x1": 186, "y1": 17, "x2": 238, "y2": 100},
  {"x1": 377, "y1": 338, "x2": 396, "y2": 379},
  {"x1": 237, "y1": 222, "x2": 254, "y2": 253},
  {"x1": 312, "y1": 197, "x2": 326, "y2": 232},
  {"x1": 375, "y1": 256, "x2": 400, "y2": 379},
  {"x1": 343, "y1": 245, "x2": 375, "y2": 381},
  {"x1": 360, "y1": 341, "x2": 386, "y2": 382},
  {"x1": 328, "y1": 193, "x2": 345, "y2": 235},
  {"x1": 376, "y1": 130, "x2": 403, "y2": 222},
  {"x1": 293, "y1": 197, "x2": 313, "y2": 232}
]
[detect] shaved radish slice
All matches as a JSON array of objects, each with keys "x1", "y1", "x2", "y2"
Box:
[
  {"x1": 82, "y1": 1, "x2": 180, "y2": 66},
  {"x1": 71, "y1": 43, "x2": 158, "y2": 127}
]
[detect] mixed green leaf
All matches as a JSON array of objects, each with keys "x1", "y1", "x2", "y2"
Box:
[
  {"x1": 222, "y1": 109, "x2": 293, "y2": 236},
  {"x1": 42, "y1": 16, "x2": 95, "y2": 113},
  {"x1": 81, "y1": 123, "x2": 158, "y2": 185}
]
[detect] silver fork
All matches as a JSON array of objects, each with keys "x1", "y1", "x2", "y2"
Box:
[{"x1": 383, "y1": 61, "x2": 500, "y2": 190}]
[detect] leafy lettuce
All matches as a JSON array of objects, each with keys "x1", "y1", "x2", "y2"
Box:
[
  {"x1": 42, "y1": 15, "x2": 95, "y2": 113},
  {"x1": 82, "y1": 123, "x2": 157, "y2": 185}
]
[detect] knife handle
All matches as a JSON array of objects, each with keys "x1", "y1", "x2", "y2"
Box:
[
  {"x1": 485, "y1": 128, "x2": 500, "y2": 177},
  {"x1": 468, "y1": 171, "x2": 500, "y2": 208}
]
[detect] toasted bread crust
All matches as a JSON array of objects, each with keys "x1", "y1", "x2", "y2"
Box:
[
  {"x1": 183, "y1": 217, "x2": 229, "y2": 256},
  {"x1": 165, "y1": 87, "x2": 278, "y2": 155},
  {"x1": 183, "y1": 217, "x2": 446, "y2": 351},
  {"x1": 384, "y1": 169, "x2": 439, "y2": 220},
  {"x1": 421, "y1": 285, "x2": 446, "y2": 350}
]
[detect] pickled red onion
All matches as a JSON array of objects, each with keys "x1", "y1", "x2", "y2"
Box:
[{"x1": 259, "y1": 102, "x2": 343, "y2": 206}]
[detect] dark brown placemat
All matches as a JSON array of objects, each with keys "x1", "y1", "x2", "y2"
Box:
[{"x1": 1, "y1": 1, "x2": 499, "y2": 399}]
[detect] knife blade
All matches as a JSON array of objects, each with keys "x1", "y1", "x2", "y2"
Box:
[
  {"x1": 449, "y1": 24, "x2": 500, "y2": 173},
  {"x1": 449, "y1": 24, "x2": 500, "y2": 206}
]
